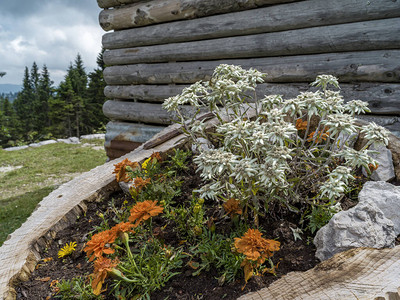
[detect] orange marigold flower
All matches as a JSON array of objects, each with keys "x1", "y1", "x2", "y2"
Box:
[
  {"x1": 84, "y1": 230, "x2": 116, "y2": 261},
  {"x1": 91, "y1": 257, "x2": 119, "y2": 295},
  {"x1": 128, "y1": 200, "x2": 164, "y2": 227},
  {"x1": 110, "y1": 222, "x2": 135, "y2": 237},
  {"x1": 223, "y1": 198, "x2": 242, "y2": 217},
  {"x1": 132, "y1": 177, "x2": 151, "y2": 192},
  {"x1": 368, "y1": 163, "x2": 379, "y2": 172},
  {"x1": 234, "y1": 229, "x2": 280, "y2": 264},
  {"x1": 113, "y1": 159, "x2": 139, "y2": 183},
  {"x1": 150, "y1": 152, "x2": 162, "y2": 162},
  {"x1": 295, "y1": 119, "x2": 308, "y2": 131},
  {"x1": 307, "y1": 130, "x2": 329, "y2": 143}
]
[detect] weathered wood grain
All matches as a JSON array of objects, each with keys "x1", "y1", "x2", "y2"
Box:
[
  {"x1": 99, "y1": 0, "x2": 299, "y2": 31},
  {"x1": 102, "y1": 0, "x2": 400, "y2": 49},
  {"x1": 104, "y1": 84, "x2": 186, "y2": 102},
  {"x1": 103, "y1": 50, "x2": 400, "y2": 85},
  {"x1": 97, "y1": 0, "x2": 146, "y2": 9},
  {"x1": 103, "y1": 82, "x2": 400, "y2": 115},
  {"x1": 239, "y1": 246, "x2": 400, "y2": 300},
  {"x1": 102, "y1": 100, "x2": 199, "y2": 124},
  {"x1": 103, "y1": 18, "x2": 400, "y2": 65}
]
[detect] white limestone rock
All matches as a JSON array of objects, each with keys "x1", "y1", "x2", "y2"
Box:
[
  {"x1": 362, "y1": 143, "x2": 395, "y2": 181},
  {"x1": 314, "y1": 201, "x2": 396, "y2": 261},
  {"x1": 68, "y1": 137, "x2": 80, "y2": 144},
  {"x1": 80, "y1": 134, "x2": 105, "y2": 140},
  {"x1": 359, "y1": 181, "x2": 400, "y2": 234},
  {"x1": 3, "y1": 145, "x2": 29, "y2": 151}
]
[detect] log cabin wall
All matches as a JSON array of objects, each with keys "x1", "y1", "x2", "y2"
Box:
[{"x1": 97, "y1": 0, "x2": 400, "y2": 159}]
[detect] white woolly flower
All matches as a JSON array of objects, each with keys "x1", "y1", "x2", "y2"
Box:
[
  {"x1": 321, "y1": 114, "x2": 358, "y2": 136},
  {"x1": 360, "y1": 122, "x2": 390, "y2": 146},
  {"x1": 296, "y1": 91, "x2": 327, "y2": 117},
  {"x1": 319, "y1": 178, "x2": 346, "y2": 200},
  {"x1": 335, "y1": 147, "x2": 377, "y2": 169},
  {"x1": 194, "y1": 148, "x2": 239, "y2": 180},
  {"x1": 282, "y1": 97, "x2": 307, "y2": 117},
  {"x1": 162, "y1": 81, "x2": 208, "y2": 111},
  {"x1": 345, "y1": 100, "x2": 370, "y2": 115},
  {"x1": 311, "y1": 74, "x2": 340, "y2": 90}
]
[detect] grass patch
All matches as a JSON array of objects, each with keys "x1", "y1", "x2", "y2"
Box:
[
  {"x1": 0, "y1": 140, "x2": 107, "y2": 246},
  {"x1": 0, "y1": 187, "x2": 54, "y2": 244}
]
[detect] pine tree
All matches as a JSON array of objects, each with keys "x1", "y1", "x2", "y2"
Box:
[
  {"x1": 83, "y1": 49, "x2": 107, "y2": 134},
  {"x1": 36, "y1": 65, "x2": 54, "y2": 135},
  {"x1": 13, "y1": 67, "x2": 35, "y2": 140}
]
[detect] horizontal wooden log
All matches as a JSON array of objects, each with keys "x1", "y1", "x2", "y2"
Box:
[
  {"x1": 103, "y1": 82, "x2": 400, "y2": 115},
  {"x1": 99, "y1": 0, "x2": 299, "y2": 31},
  {"x1": 97, "y1": 0, "x2": 145, "y2": 9},
  {"x1": 102, "y1": 0, "x2": 400, "y2": 49},
  {"x1": 103, "y1": 18, "x2": 400, "y2": 65},
  {"x1": 103, "y1": 100, "x2": 199, "y2": 124},
  {"x1": 104, "y1": 84, "x2": 185, "y2": 102},
  {"x1": 103, "y1": 50, "x2": 400, "y2": 85}
]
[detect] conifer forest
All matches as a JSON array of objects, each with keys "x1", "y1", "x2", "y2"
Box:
[{"x1": 0, "y1": 51, "x2": 107, "y2": 148}]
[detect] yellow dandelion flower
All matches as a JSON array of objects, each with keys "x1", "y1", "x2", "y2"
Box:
[
  {"x1": 141, "y1": 157, "x2": 152, "y2": 172},
  {"x1": 58, "y1": 241, "x2": 77, "y2": 258}
]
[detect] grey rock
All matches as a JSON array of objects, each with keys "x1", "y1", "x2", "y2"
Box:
[
  {"x1": 68, "y1": 137, "x2": 80, "y2": 144},
  {"x1": 57, "y1": 138, "x2": 72, "y2": 144},
  {"x1": 362, "y1": 143, "x2": 395, "y2": 181},
  {"x1": 80, "y1": 134, "x2": 105, "y2": 140},
  {"x1": 119, "y1": 181, "x2": 134, "y2": 194},
  {"x1": 3, "y1": 145, "x2": 29, "y2": 151},
  {"x1": 191, "y1": 137, "x2": 214, "y2": 154},
  {"x1": 359, "y1": 181, "x2": 400, "y2": 234},
  {"x1": 28, "y1": 143, "x2": 41, "y2": 148},
  {"x1": 331, "y1": 131, "x2": 358, "y2": 151},
  {"x1": 38, "y1": 140, "x2": 57, "y2": 146},
  {"x1": 314, "y1": 201, "x2": 396, "y2": 261}
]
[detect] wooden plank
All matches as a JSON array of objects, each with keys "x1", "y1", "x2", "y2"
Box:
[
  {"x1": 239, "y1": 246, "x2": 400, "y2": 300},
  {"x1": 99, "y1": 0, "x2": 299, "y2": 31},
  {"x1": 97, "y1": 0, "x2": 147, "y2": 9},
  {"x1": 102, "y1": 0, "x2": 400, "y2": 49},
  {"x1": 102, "y1": 100, "x2": 199, "y2": 124},
  {"x1": 103, "y1": 18, "x2": 400, "y2": 65},
  {"x1": 103, "y1": 82, "x2": 400, "y2": 115},
  {"x1": 104, "y1": 84, "x2": 185, "y2": 102},
  {"x1": 103, "y1": 50, "x2": 400, "y2": 85}
]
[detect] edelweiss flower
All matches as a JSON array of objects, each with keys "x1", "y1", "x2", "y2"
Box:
[
  {"x1": 91, "y1": 257, "x2": 119, "y2": 295},
  {"x1": 113, "y1": 159, "x2": 139, "y2": 182},
  {"x1": 84, "y1": 230, "x2": 116, "y2": 261},
  {"x1": 128, "y1": 200, "x2": 164, "y2": 227}
]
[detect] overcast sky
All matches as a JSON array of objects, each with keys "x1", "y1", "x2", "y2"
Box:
[{"x1": 0, "y1": 0, "x2": 104, "y2": 87}]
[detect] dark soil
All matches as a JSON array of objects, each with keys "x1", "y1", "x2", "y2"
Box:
[{"x1": 16, "y1": 158, "x2": 323, "y2": 300}]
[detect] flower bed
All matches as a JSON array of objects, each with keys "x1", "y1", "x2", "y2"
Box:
[{"x1": 3, "y1": 64, "x2": 400, "y2": 300}]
